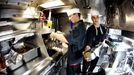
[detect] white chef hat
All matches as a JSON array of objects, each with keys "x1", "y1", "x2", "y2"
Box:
[
  {"x1": 90, "y1": 9, "x2": 102, "y2": 17},
  {"x1": 67, "y1": 8, "x2": 80, "y2": 16}
]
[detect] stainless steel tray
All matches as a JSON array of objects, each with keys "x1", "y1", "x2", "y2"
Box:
[
  {"x1": 23, "y1": 47, "x2": 39, "y2": 62},
  {"x1": 13, "y1": 42, "x2": 39, "y2": 63},
  {"x1": 8, "y1": 60, "x2": 23, "y2": 70}
]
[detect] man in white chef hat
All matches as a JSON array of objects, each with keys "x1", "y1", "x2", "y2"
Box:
[
  {"x1": 82, "y1": 9, "x2": 107, "y2": 75},
  {"x1": 67, "y1": 8, "x2": 81, "y2": 23},
  {"x1": 50, "y1": 8, "x2": 86, "y2": 75}
]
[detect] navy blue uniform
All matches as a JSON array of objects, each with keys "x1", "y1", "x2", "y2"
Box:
[{"x1": 65, "y1": 20, "x2": 86, "y2": 75}]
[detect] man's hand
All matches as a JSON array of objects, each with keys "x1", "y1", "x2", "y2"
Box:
[
  {"x1": 50, "y1": 31, "x2": 68, "y2": 43},
  {"x1": 85, "y1": 45, "x2": 91, "y2": 51},
  {"x1": 50, "y1": 32, "x2": 56, "y2": 39}
]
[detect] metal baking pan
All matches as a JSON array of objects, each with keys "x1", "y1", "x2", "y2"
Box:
[
  {"x1": 13, "y1": 42, "x2": 39, "y2": 63},
  {"x1": 8, "y1": 60, "x2": 23, "y2": 70},
  {"x1": 23, "y1": 47, "x2": 39, "y2": 62}
]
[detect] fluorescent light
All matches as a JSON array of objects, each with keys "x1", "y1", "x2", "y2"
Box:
[{"x1": 40, "y1": 0, "x2": 64, "y2": 8}]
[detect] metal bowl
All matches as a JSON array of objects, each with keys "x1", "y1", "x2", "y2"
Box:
[
  {"x1": 83, "y1": 51, "x2": 96, "y2": 62},
  {"x1": 13, "y1": 22, "x2": 31, "y2": 30}
]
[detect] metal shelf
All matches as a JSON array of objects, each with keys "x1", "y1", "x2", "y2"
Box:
[{"x1": 0, "y1": 30, "x2": 35, "y2": 42}]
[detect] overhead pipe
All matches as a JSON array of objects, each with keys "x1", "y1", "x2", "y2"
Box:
[{"x1": 48, "y1": 10, "x2": 52, "y2": 20}]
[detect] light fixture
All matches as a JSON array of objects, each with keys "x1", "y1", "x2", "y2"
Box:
[
  {"x1": 40, "y1": 0, "x2": 64, "y2": 9},
  {"x1": 22, "y1": 7, "x2": 39, "y2": 18}
]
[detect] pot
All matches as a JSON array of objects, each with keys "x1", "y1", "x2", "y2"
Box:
[{"x1": 83, "y1": 51, "x2": 96, "y2": 62}]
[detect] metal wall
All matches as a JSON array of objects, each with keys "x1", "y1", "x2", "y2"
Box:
[{"x1": 104, "y1": 0, "x2": 134, "y2": 32}]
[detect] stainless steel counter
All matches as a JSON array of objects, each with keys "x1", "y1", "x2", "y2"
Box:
[
  {"x1": 99, "y1": 36, "x2": 134, "y2": 75},
  {"x1": 7, "y1": 51, "x2": 67, "y2": 75},
  {"x1": 0, "y1": 29, "x2": 67, "y2": 75},
  {"x1": 8, "y1": 56, "x2": 45, "y2": 75}
]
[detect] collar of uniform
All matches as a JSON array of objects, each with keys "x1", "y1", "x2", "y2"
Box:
[{"x1": 73, "y1": 20, "x2": 83, "y2": 29}]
